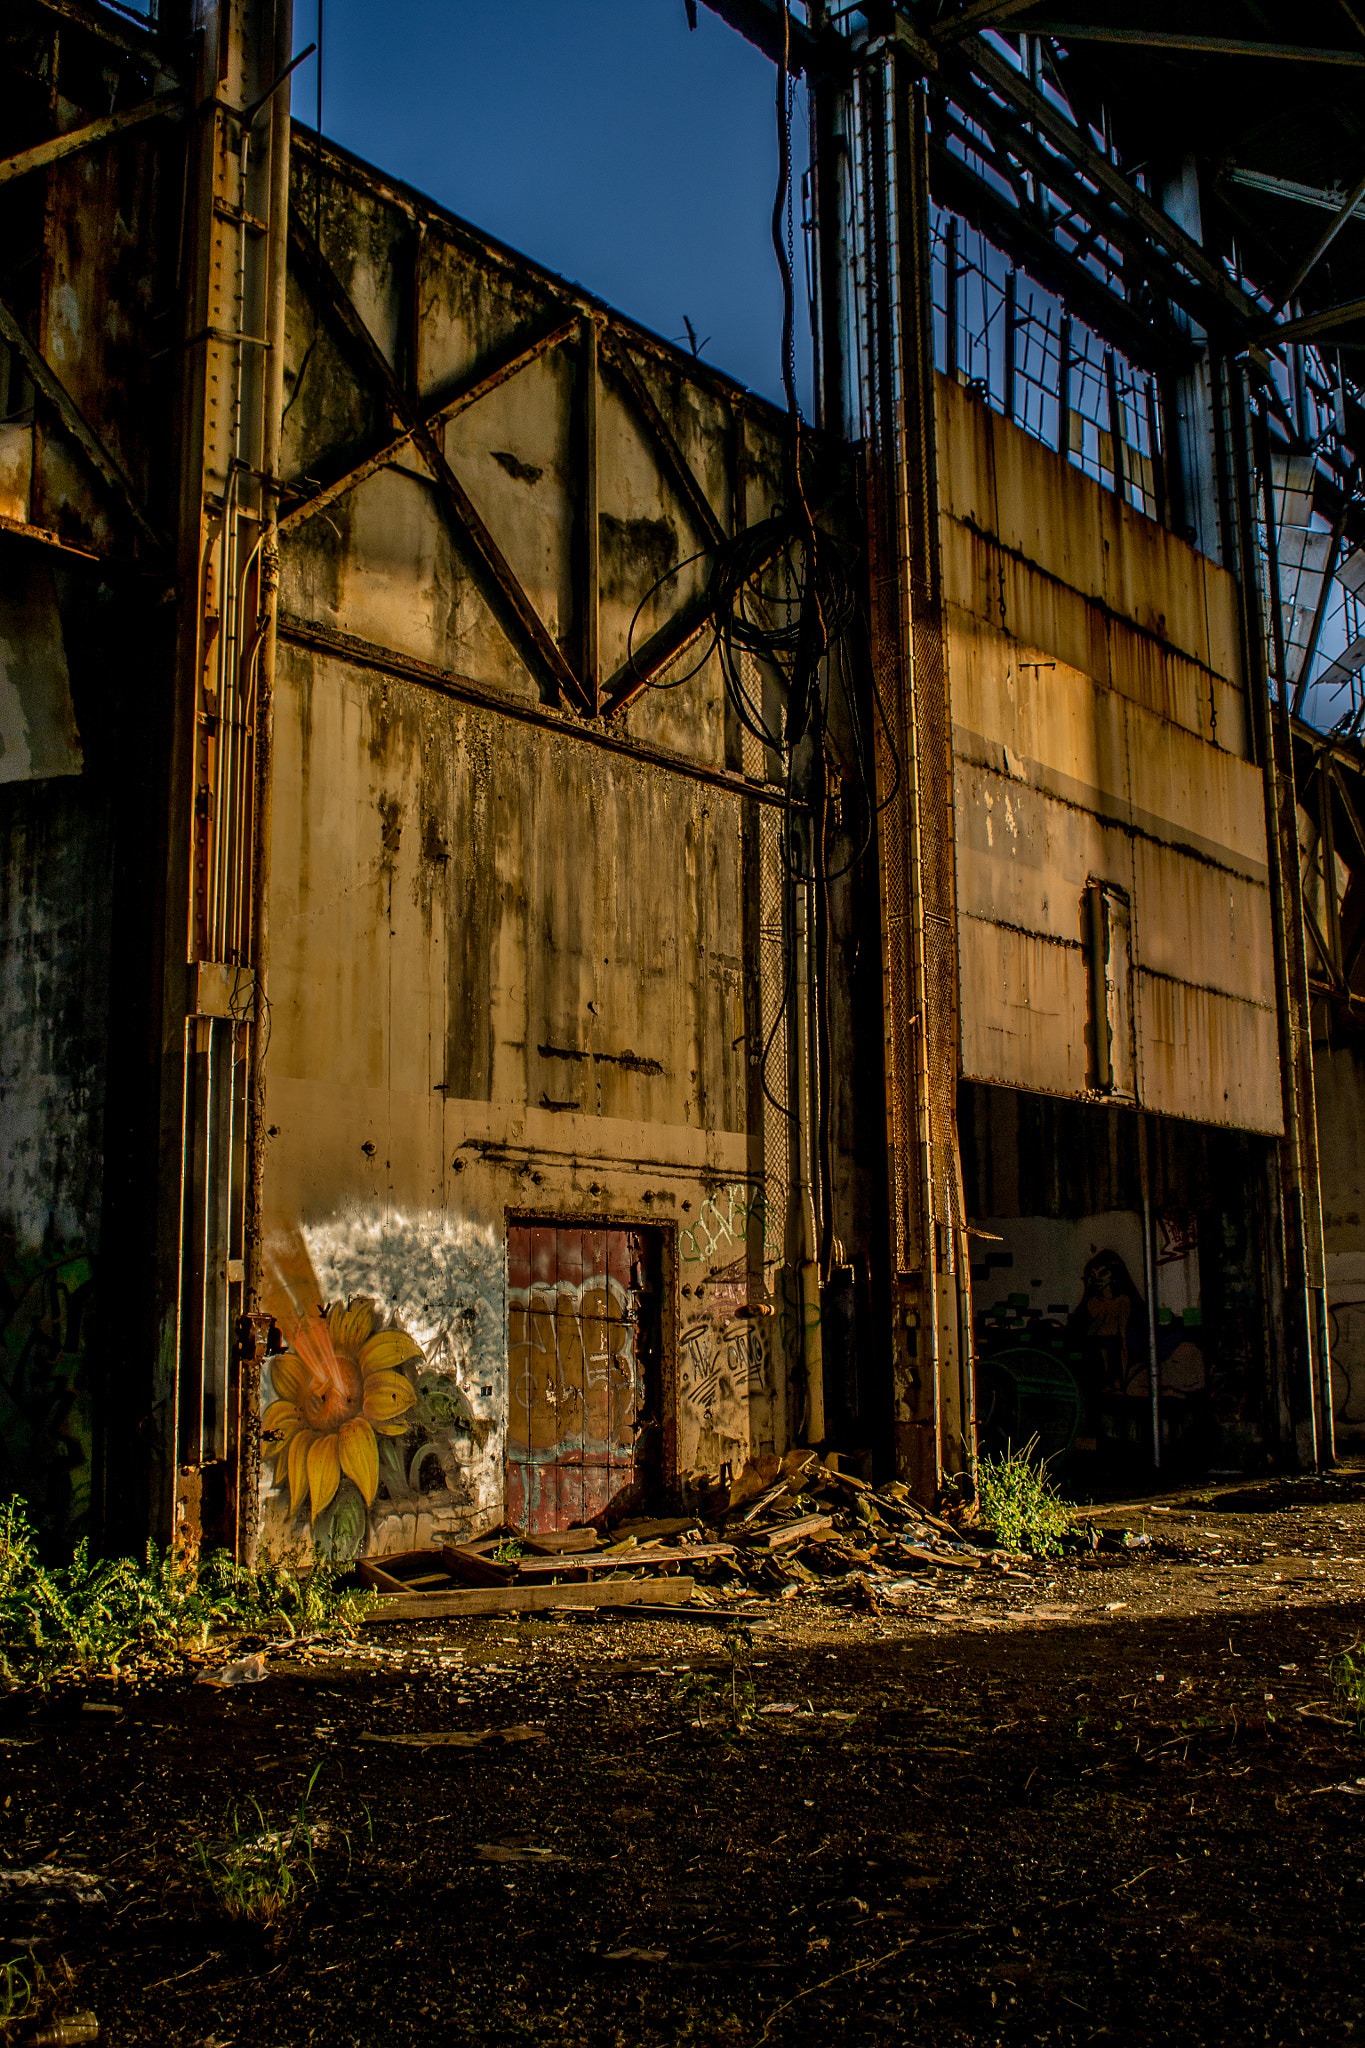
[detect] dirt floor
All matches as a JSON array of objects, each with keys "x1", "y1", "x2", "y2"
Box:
[{"x1": 8, "y1": 1469, "x2": 1365, "y2": 2046}]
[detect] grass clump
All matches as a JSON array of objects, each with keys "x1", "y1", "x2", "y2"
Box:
[
  {"x1": 1331, "y1": 1640, "x2": 1365, "y2": 1731},
  {"x1": 973, "y1": 1443, "x2": 1073, "y2": 1556},
  {"x1": 0, "y1": 1498, "x2": 374, "y2": 1688},
  {"x1": 198, "y1": 1767, "x2": 323, "y2": 1926}
]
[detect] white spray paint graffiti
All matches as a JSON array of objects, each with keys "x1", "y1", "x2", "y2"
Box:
[
  {"x1": 678, "y1": 1182, "x2": 768, "y2": 1265},
  {"x1": 259, "y1": 1209, "x2": 506, "y2": 1562}
]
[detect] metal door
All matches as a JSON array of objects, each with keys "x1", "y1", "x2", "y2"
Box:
[{"x1": 506, "y1": 1222, "x2": 661, "y2": 1532}]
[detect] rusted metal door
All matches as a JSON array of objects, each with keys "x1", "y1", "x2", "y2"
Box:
[{"x1": 506, "y1": 1222, "x2": 661, "y2": 1532}]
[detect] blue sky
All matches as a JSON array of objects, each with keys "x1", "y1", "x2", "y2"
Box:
[{"x1": 292, "y1": 0, "x2": 812, "y2": 410}]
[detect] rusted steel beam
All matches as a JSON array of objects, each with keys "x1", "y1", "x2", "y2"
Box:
[
  {"x1": 952, "y1": 35, "x2": 1257, "y2": 328},
  {"x1": 1027, "y1": 23, "x2": 1365, "y2": 65},
  {"x1": 932, "y1": 0, "x2": 1040, "y2": 40},
  {"x1": 1263, "y1": 295, "x2": 1365, "y2": 346},
  {"x1": 276, "y1": 609, "x2": 796, "y2": 810},
  {"x1": 1302, "y1": 892, "x2": 1347, "y2": 993},
  {"x1": 581, "y1": 316, "x2": 601, "y2": 713},
  {"x1": 289, "y1": 224, "x2": 590, "y2": 713},
  {"x1": 0, "y1": 295, "x2": 164, "y2": 552},
  {"x1": 0, "y1": 90, "x2": 183, "y2": 186},
  {"x1": 602, "y1": 593, "x2": 715, "y2": 716},
  {"x1": 599, "y1": 328, "x2": 727, "y2": 554},
  {"x1": 1327, "y1": 754, "x2": 1365, "y2": 873},
  {"x1": 1321, "y1": 754, "x2": 1345, "y2": 975},
  {"x1": 279, "y1": 312, "x2": 579, "y2": 533}
]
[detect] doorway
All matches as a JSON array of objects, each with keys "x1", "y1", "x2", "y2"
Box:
[{"x1": 506, "y1": 1220, "x2": 663, "y2": 1531}]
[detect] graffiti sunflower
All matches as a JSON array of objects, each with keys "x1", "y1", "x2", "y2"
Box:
[{"x1": 265, "y1": 1298, "x2": 420, "y2": 1524}]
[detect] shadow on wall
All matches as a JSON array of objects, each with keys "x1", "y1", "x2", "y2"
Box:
[
  {"x1": 0, "y1": 1249, "x2": 94, "y2": 1550},
  {"x1": 260, "y1": 1215, "x2": 504, "y2": 1562}
]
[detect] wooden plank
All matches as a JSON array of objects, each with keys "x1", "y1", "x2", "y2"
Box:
[
  {"x1": 510, "y1": 1544, "x2": 733, "y2": 1577},
  {"x1": 521, "y1": 1529, "x2": 600, "y2": 1555},
  {"x1": 738, "y1": 1513, "x2": 833, "y2": 1550},
  {"x1": 442, "y1": 1544, "x2": 515, "y2": 1587},
  {"x1": 361, "y1": 1574, "x2": 696, "y2": 1623}
]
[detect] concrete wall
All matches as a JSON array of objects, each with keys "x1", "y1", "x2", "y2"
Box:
[
  {"x1": 942, "y1": 379, "x2": 1281, "y2": 1134},
  {"x1": 257, "y1": 142, "x2": 835, "y2": 1562}
]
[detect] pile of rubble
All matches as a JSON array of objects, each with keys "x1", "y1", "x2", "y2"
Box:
[
  {"x1": 662, "y1": 1449, "x2": 1014, "y2": 1610},
  {"x1": 355, "y1": 1451, "x2": 1016, "y2": 1622}
]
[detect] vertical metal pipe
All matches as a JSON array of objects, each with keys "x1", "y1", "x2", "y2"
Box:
[
  {"x1": 1138, "y1": 1110, "x2": 1161, "y2": 1471},
  {"x1": 1003, "y1": 267, "x2": 1016, "y2": 423},
  {"x1": 1254, "y1": 403, "x2": 1334, "y2": 1465},
  {"x1": 944, "y1": 214, "x2": 958, "y2": 386},
  {"x1": 1144, "y1": 374, "x2": 1167, "y2": 528},
  {"x1": 1235, "y1": 384, "x2": 1324, "y2": 1467},
  {"x1": 242, "y1": 0, "x2": 294, "y2": 1564},
  {"x1": 1105, "y1": 348, "x2": 1127, "y2": 503}
]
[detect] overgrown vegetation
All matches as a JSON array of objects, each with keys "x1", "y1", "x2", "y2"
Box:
[
  {"x1": 198, "y1": 1767, "x2": 325, "y2": 1926},
  {"x1": 1331, "y1": 1639, "x2": 1365, "y2": 1731},
  {"x1": 972, "y1": 1443, "x2": 1073, "y2": 1556},
  {"x1": 0, "y1": 1499, "x2": 374, "y2": 1687}
]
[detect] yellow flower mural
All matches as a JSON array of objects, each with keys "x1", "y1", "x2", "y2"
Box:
[{"x1": 265, "y1": 1298, "x2": 420, "y2": 1524}]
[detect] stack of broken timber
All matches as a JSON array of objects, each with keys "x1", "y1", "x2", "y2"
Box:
[
  {"x1": 355, "y1": 1523, "x2": 736, "y2": 1622},
  {"x1": 676, "y1": 1449, "x2": 1009, "y2": 1605},
  {"x1": 355, "y1": 1452, "x2": 1006, "y2": 1623}
]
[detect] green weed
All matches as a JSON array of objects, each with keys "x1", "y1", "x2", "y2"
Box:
[
  {"x1": 971, "y1": 1442, "x2": 1073, "y2": 1556},
  {"x1": 1331, "y1": 1640, "x2": 1365, "y2": 1731},
  {"x1": 0, "y1": 1498, "x2": 375, "y2": 1688},
  {"x1": 198, "y1": 1767, "x2": 324, "y2": 1926},
  {"x1": 0, "y1": 1958, "x2": 35, "y2": 2034},
  {"x1": 673, "y1": 1621, "x2": 756, "y2": 1734}
]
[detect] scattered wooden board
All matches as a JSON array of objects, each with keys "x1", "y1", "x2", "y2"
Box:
[
  {"x1": 521, "y1": 1529, "x2": 599, "y2": 1555},
  {"x1": 510, "y1": 1543, "x2": 733, "y2": 1577},
  {"x1": 739, "y1": 1514, "x2": 833, "y2": 1551},
  {"x1": 361, "y1": 1575, "x2": 696, "y2": 1622}
]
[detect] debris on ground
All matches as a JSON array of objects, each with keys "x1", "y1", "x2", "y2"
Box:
[{"x1": 354, "y1": 1451, "x2": 1044, "y2": 1623}]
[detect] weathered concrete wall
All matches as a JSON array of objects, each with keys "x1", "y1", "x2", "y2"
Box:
[
  {"x1": 1313, "y1": 1037, "x2": 1365, "y2": 1440},
  {"x1": 258, "y1": 142, "x2": 827, "y2": 1562},
  {"x1": 942, "y1": 377, "x2": 1281, "y2": 1133},
  {"x1": 0, "y1": 558, "x2": 111, "y2": 1547}
]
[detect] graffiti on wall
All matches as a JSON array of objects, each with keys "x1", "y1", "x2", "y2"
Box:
[
  {"x1": 260, "y1": 1212, "x2": 504, "y2": 1561},
  {"x1": 679, "y1": 1182, "x2": 767, "y2": 1266},
  {"x1": 0, "y1": 1251, "x2": 95, "y2": 1545},
  {"x1": 505, "y1": 1223, "x2": 659, "y2": 1533}
]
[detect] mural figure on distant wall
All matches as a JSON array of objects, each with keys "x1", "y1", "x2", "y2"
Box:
[{"x1": 1066, "y1": 1250, "x2": 1149, "y2": 1419}]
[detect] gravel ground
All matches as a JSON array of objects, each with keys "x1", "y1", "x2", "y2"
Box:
[{"x1": 6, "y1": 1466, "x2": 1365, "y2": 2046}]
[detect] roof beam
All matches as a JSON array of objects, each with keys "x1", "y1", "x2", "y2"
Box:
[
  {"x1": 928, "y1": 135, "x2": 1175, "y2": 368},
  {"x1": 1027, "y1": 24, "x2": 1365, "y2": 66},
  {"x1": 949, "y1": 34, "x2": 1258, "y2": 328},
  {"x1": 1263, "y1": 295, "x2": 1365, "y2": 344}
]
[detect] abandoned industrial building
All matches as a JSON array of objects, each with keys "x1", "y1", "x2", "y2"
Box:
[{"x1": 6, "y1": 0, "x2": 1365, "y2": 1581}]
